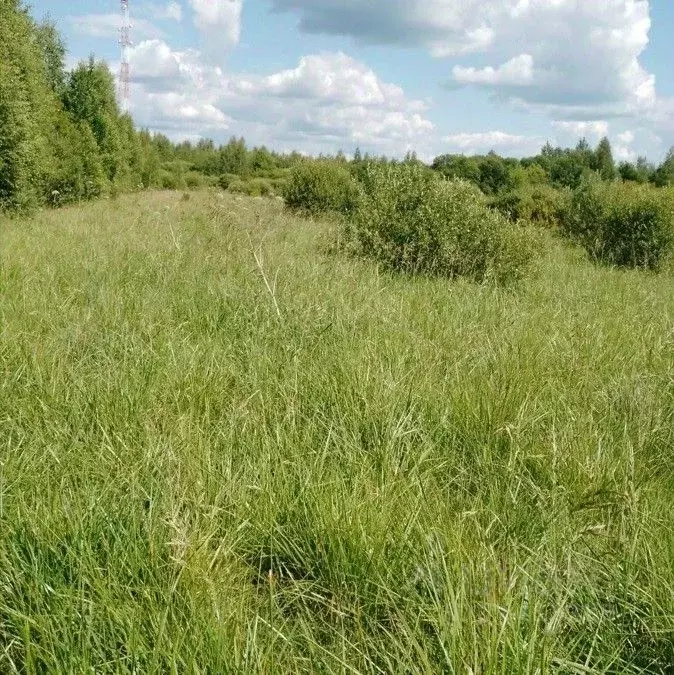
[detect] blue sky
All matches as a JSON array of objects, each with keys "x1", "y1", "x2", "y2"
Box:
[{"x1": 30, "y1": 0, "x2": 674, "y2": 161}]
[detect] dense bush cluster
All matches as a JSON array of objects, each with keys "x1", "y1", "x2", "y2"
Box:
[
  {"x1": 490, "y1": 184, "x2": 569, "y2": 228},
  {"x1": 281, "y1": 141, "x2": 674, "y2": 277},
  {"x1": 562, "y1": 179, "x2": 674, "y2": 270},
  {"x1": 347, "y1": 163, "x2": 538, "y2": 284},
  {"x1": 281, "y1": 159, "x2": 540, "y2": 284},
  {"x1": 283, "y1": 161, "x2": 361, "y2": 215}
]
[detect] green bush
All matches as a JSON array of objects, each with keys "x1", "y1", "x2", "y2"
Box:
[
  {"x1": 490, "y1": 184, "x2": 568, "y2": 228},
  {"x1": 249, "y1": 178, "x2": 274, "y2": 197},
  {"x1": 227, "y1": 178, "x2": 275, "y2": 197},
  {"x1": 562, "y1": 178, "x2": 674, "y2": 270},
  {"x1": 158, "y1": 169, "x2": 182, "y2": 191},
  {"x1": 249, "y1": 167, "x2": 290, "y2": 180},
  {"x1": 218, "y1": 173, "x2": 239, "y2": 190},
  {"x1": 183, "y1": 170, "x2": 205, "y2": 189},
  {"x1": 226, "y1": 179, "x2": 246, "y2": 194},
  {"x1": 42, "y1": 119, "x2": 108, "y2": 205},
  {"x1": 283, "y1": 160, "x2": 361, "y2": 215},
  {"x1": 269, "y1": 177, "x2": 288, "y2": 194},
  {"x1": 349, "y1": 163, "x2": 538, "y2": 285},
  {"x1": 161, "y1": 160, "x2": 191, "y2": 176}
]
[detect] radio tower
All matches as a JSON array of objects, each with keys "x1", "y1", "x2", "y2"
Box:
[{"x1": 119, "y1": 0, "x2": 131, "y2": 113}]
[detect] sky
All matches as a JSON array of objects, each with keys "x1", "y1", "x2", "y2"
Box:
[{"x1": 29, "y1": 0, "x2": 674, "y2": 162}]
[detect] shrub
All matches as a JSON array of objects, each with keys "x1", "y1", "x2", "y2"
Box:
[
  {"x1": 218, "y1": 173, "x2": 240, "y2": 190},
  {"x1": 227, "y1": 178, "x2": 275, "y2": 197},
  {"x1": 283, "y1": 160, "x2": 361, "y2": 216},
  {"x1": 562, "y1": 178, "x2": 674, "y2": 270},
  {"x1": 249, "y1": 178, "x2": 274, "y2": 197},
  {"x1": 42, "y1": 119, "x2": 108, "y2": 205},
  {"x1": 269, "y1": 177, "x2": 288, "y2": 194},
  {"x1": 249, "y1": 167, "x2": 290, "y2": 180},
  {"x1": 226, "y1": 179, "x2": 246, "y2": 194},
  {"x1": 490, "y1": 184, "x2": 569, "y2": 228},
  {"x1": 348, "y1": 163, "x2": 538, "y2": 285},
  {"x1": 183, "y1": 170, "x2": 205, "y2": 189},
  {"x1": 158, "y1": 169, "x2": 182, "y2": 190},
  {"x1": 161, "y1": 160, "x2": 192, "y2": 176}
]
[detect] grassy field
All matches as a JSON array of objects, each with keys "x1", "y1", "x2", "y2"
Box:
[{"x1": 1, "y1": 191, "x2": 673, "y2": 673}]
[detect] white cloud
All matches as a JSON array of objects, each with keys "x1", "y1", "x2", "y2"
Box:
[
  {"x1": 127, "y1": 43, "x2": 433, "y2": 155},
  {"x1": 188, "y1": 0, "x2": 243, "y2": 47},
  {"x1": 269, "y1": 0, "x2": 498, "y2": 55},
  {"x1": 239, "y1": 52, "x2": 426, "y2": 112},
  {"x1": 552, "y1": 120, "x2": 610, "y2": 139},
  {"x1": 441, "y1": 131, "x2": 541, "y2": 155},
  {"x1": 646, "y1": 98, "x2": 674, "y2": 134},
  {"x1": 67, "y1": 14, "x2": 163, "y2": 40},
  {"x1": 229, "y1": 53, "x2": 433, "y2": 151},
  {"x1": 614, "y1": 130, "x2": 637, "y2": 162},
  {"x1": 614, "y1": 145, "x2": 637, "y2": 162},
  {"x1": 128, "y1": 40, "x2": 230, "y2": 134},
  {"x1": 130, "y1": 40, "x2": 225, "y2": 92},
  {"x1": 453, "y1": 54, "x2": 534, "y2": 87},
  {"x1": 270, "y1": 0, "x2": 657, "y2": 120},
  {"x1": 151, "y1": 2, "x2": 183, "y2": 21}
]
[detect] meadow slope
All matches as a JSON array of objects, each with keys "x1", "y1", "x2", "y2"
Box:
[{"x1": 1, "y1": 191, "x2": 673, "y2": 672}]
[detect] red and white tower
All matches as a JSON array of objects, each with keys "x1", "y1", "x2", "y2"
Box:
[{"x1": 119, "y1": 0, "x2": 132, "y2": 113}]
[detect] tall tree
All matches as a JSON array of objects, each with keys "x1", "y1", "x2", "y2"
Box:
[
  {"x1": 593, "y1": 136, "x2": 616, "y2": 180},
  {"x1": 652, "y1": 147, "x2": 674, "y2": 187},
  {"x1": 0, "y1": 0, "x2": 58, "y2": 209},
  {"x1": 63, "y1": 58, "x2": 135, "y2": 185},
  {"x1": 35, "y1": 18, "x2": 66, "y2": 96},
  {"x1": 218, "y1": 137, "x2": 248, "y2": 175}
]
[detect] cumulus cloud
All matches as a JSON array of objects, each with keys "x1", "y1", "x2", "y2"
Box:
[
  {"x1": 150, "y1": 2, "x2": 183, "y2": 21},
  {"x1": 269, "y1": 0, "x2": 656, "y2": 119},
  {"x1": 613, "y1": 130, "x2": 638, "y2": 162},
  {"x1": 127, "y1": 41, "x2": 230, "y2": 135},
  {"x1": 441, "y1": 131, "x2": 541, "y2": 155},
  {"x1": 67, "y1": 14, "x2": 163, "y2": 40},
  {"x1": 552, "y1": 120, "x2": 610, "y2": 139},
  {"x1": 269, "y1": 0, "x2": 496, "y2": 55},
  {"x1": 228, "y1": 52, "x2": 433, "y2": 151},
  {"x1": 130, "y1": 40, "x2": 225, "y2": 92},
  {"x1": 453, "y1": 54, "x2": 534, "y2": 87},
  {"x1": 646, "y1": 98, "x2": 674, "y2": 134},
  {"x1": 236, "y1": 52, "x2": 426, "y2": 112},
  {"x1": 188, "y1": 0, "x2": 243, "y2": 47},
  {"x1": 128, "y1": 43, "x2": 433, "y2": 154}
]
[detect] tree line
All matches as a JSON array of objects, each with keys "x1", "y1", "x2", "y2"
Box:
[
  {"x1": 432, "y1": 138, "x2": 674, "y2": 196},
  {"x1": 1, "y1": 1, "x2": 149, "y2": 210}
]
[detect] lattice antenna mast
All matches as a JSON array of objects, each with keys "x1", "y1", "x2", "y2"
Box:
[{"x1": 119, "y1": 0, "x2": 132, "y2": 113}]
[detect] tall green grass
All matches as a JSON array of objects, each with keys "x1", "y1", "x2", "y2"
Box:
[{"x1": 1, "y1": 192, "x2": 672, "y2": 672}]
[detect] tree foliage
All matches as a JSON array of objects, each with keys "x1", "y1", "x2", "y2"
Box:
[
  {"x1": 0, "y1": 3, "x2": 157, "y2": 211},
  {"x1": 347, "y1": 163, "x2": 538, "y2": 284},
  {"x1": 0, "y1": 0, "x2": 54, "y2": 210},
  {"x1": 35, "y1": 18, "x2": 66, "y2": 97},
  {"x1": 562, "y1": 176, "x2": 674, "y2": 270},
  {"x1": 592, "y1": 136, "x2": 616, "y2": 181}
]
